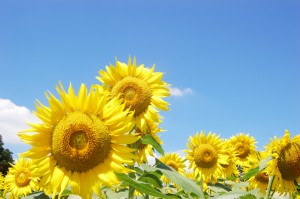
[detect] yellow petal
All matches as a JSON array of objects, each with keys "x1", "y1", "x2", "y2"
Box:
[{"x1": 111, "y1": 134, "x2": 139, "y2": 144}]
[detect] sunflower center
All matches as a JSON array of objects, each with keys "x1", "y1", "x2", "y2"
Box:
[
  {"x1": 255, "y1": 172, "x2": 269, "y2": 184},
  {"x1": 69, "y1": 130, "x2": 88, "y2": 150},
  {"x1": 166, "y1": 160, "x2": 179, "y2": 171},
  {"x1": 52, "y1": 111, "x2": 111, "y2": 172},
  {"x1": 194, "y1": 144, "x2": 218, "y2": 168},
  {"x1": 124, "y1": 87, "x2": 136, "y2": 101},
  {"x1": 15, "y1": 170, "x2": 31, "y2": 187},
  {"x1": 278, "y1": 143, "x2": 300, "y2": 181},
  {"x1": 111, "y1": 77, "x2": 152, "y2": 116},
  {"x1": 235, "y1": 142, "x2": 250, "y2": 158}
]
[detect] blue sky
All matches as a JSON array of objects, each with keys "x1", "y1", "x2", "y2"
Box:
[{"x1": 0, "y1": 0, "x2": 299, "y2": 159}]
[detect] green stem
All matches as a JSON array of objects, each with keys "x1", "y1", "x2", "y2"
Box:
[
  {"x1": 128, "y1": 165, "x2": 135, "y2": 199},
  {"x1": 265, "y1": 175, "x2": 275, "y2": 199},
  {"x1": 128, "y1": 126, "x2": 138, "y2": 199}
]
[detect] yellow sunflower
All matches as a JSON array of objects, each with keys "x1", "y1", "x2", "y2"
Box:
[
  {"x1": 4, "y1": 157, "x2": 40, "y2": 198},
  {"x1": 185, "y1": 131, "x2": 229, "y2": 180},
  {"x1": 135, "y1": 122, "x2": 164, "y2": 164},
  {"x1": 159, "y1": 153, "x2": 186, "y2": 185},
  {"x1": 248, "y1": 151, "x2": 269, "y2": 194},
  {"x1": 265, "y1": 130, "x2": 300, "y2": 195},
  {"x1": 229, "y1": 133, "x2": 257, "y2": 167},
  {"x1": 19, "y1": 83, "x2": 138, "y2": 199},
  {"x1": 220, "y1": 140, "x2": 239, "y2": 179},
  {"x1": 96, "y1": 57, "x2": 170, "y2": 131}
]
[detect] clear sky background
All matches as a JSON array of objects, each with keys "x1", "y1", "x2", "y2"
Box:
[{"x1": 0, "y1": 0, "x2": 299, "y2": 159}]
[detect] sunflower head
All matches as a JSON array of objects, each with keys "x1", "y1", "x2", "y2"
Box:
[
  {"x1": 4, "y1": 157, "x2": 40, "y2": 198},
  {"x1": 265, "y1": 130, "x2": 300, "y2": 194},
  {"x1": 19, "y1": 83, "x2": 138, "y2": 199},
  {"x1": 51, "y1": 111, "x2": 112, "y2": 172},
  {"x1": 96, "y1": 57, "x2": 170, "y2": 131},
  {"x1": 229, "y1": 133, "x2": 257, "y2": 167},
  {"x1": 185, "y1": 131, "x2": 229, "y2": 180},
  {"x1": 220, "y1": 140, "x2": 239, "y2": 178},
  {"x1": 111, "y1": 76, "x2": 152, "y2": 116},
  {"x1": 160, "y1": 153, "x2": 186, "y2": 184}
]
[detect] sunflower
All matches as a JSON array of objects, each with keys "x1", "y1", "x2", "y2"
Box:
[
  {"x1": 4, "y1": 157, "x2": 40, "y2": 198},
  {"x1": 19, "y1": 83, "x2": 138, "y2": 199},
  {"x1": 185, "y1": 131, "x2": 229, "y2": 180},
  {"x1": 159, "y1": 153, "x2": 186, "y2": 184},
  {"x1": 220, "y1": 140, "x2": 239, "y2": 179},
  {"x1": 265, "y1": 130, "x2": 300, "y2": 195},
  {"x1": 135, "y1": 122, "x2": 164, "y2": 164},
  {"x1": 248, "y1": 151, "x2": 269, "y2": 194},
  {"x1": 96, "y1": 57, "x2": 170, "y2": 131},
  {"x1": 229, "y1": 133, "x2": 257, "y2": 167}
]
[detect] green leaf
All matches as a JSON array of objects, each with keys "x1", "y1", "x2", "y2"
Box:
[
  {"x1": 102, "y1": 187, "x2": 128, "y2": 199},
  {"x1": 138, "y1": 173, "x2": 163, "y2": 188},
  {"x1": 233, "y1": 181, "x2": 249, "y2": 190},
  {"x1": 60, "y1": 189, "x2": 72, "y2": 197},
  {"x1": 116, "y1": 173, "x2": 179, "y2": 199},
  {"x1": 133, "y1": 166, "x2": 144, "y2": 174},
  {"x1": 212, "y1": 184, "x2": 262, "y2": 199},
  {"x1": 240, "y1": 193, "x2": 257, "y2": 199},
  {"x1": 242, "y1": 156, "x2": 272, "y2": 180},
  {"x1": 208, "y1": 182, "x2": 232, "y2": 192},
  {"x1": 226, "y1": 174, "x2": 238, "y2": 181},
  {"x1": 242, "y1": 166, "x2": 259, "y2": 180},
  {"x1": 141, "y1": 134, "x2": 164, "y2": 155},
  {"x1": 212, "y1": 190, "x2": 248, "y2": 199},
  {"x1": 142, "y1": 160, "x2": 204, "y2": 198}
]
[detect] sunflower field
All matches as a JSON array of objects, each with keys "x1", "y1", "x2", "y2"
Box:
[{"x1": 1, "y1": 57, "x2": 299, "y2": 199}]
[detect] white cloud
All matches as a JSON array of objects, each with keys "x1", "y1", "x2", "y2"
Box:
[
  {"x1": 0, "y1": 99, "x2": 39, "y2": 144},
  {"x1": 170, "y1": 87, "x2": 193, "y2": 97}
]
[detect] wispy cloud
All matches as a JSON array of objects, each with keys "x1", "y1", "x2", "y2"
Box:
[
  {"x1": 0, "y1": 99, "x2": 39, "y2": 144},
  {"x1": 170, "y1": 87, "x2": 193, "y2": 97}
]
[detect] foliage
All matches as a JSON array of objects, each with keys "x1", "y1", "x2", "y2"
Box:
[{"x1": 0, "y1": 134, "x2": 13, "y2": 175}]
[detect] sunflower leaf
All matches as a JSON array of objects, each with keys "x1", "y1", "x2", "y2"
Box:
[
  {"x1": 242, "y1": 166, "x2": 259, "y2": 180},
  {"x1": 102, "y1": 187, "x2": 128, "y2": 199},
  {"x1": 115, "y1": 173, "x2": 179, "y2": 199},
  {"x1": 60, "y1": 189, "x2": 72, "y2": 197},
  {"x1": 212, "y1": 188, "x2": 262, "y2": 199},
  {"x1": 141, "y1": 134, "x2": 164, "y2": 155},
  {"x1": 133, "y1": 166, "x2": 144, "y2": 174},
  {"x1": 208, "y1": 182, "x2": 232, "y2": 192},
  {"x1": 138, "y1": 173, "x2": 163, "y2": 188},
  {"x1": 142, "y1": 160, "x2": 205, "y2": 198}
]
